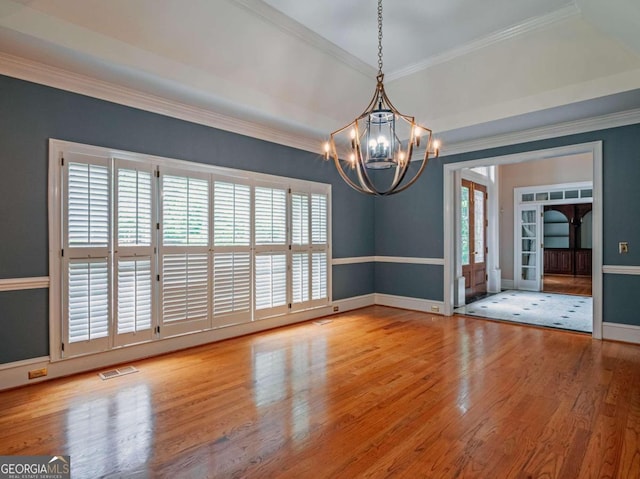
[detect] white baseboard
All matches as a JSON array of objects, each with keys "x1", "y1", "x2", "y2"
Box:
[
  {"x1": 0, "y1": 292, "x2": 444, "y2": 391},
  {"x1": 0, "y1": 304, "x2": 337, "y2": 391},
  {"x1": 501, "y1": 279, "x2": 515, "y2": 289},
  {"x1": 332, "y1": 294, "x2": 375, "y2": 312},
  {"x1": 603, "y1": 322, "x2": 640, "y2": 344},
  {"x1": 374, "y1": 293, "x2": 445, "y2": 315}
]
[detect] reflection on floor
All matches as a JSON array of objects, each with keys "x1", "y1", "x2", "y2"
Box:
[
  {"x1": 543, "y1": 274, "x2": 592, "y2": 296},
  {"x1": 455, "y1": 290, "x2": 592, "y2": 333}
]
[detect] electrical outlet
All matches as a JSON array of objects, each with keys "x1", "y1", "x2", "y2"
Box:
[
  {"x1": 619, "y1": 242, "x2": 629, "y2": 254},
  {"x1": 431, "y1": 305, "x2": 440, "y2": 313},
  {"x1": 28, "y1": 368, "x2": 47, "y2": 380},
  {"x1": 333, "y1": 306, "x2": 339, "y2": 312}
]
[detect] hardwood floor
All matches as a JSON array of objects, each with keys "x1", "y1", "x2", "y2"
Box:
[
  {"x1": 1, "y1": 306, "x2": 640, "y2": 478},
  {"x1": 543, "y1": 274, "x2": 592, "y2": 296}
]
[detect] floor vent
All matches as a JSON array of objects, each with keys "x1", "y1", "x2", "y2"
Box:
[
  {"x1": 98, "y1": 365, "x2": 138, "y2": 380},
  {"x1": 314, "y1": 319, "x2": 333, "y2": 325}
]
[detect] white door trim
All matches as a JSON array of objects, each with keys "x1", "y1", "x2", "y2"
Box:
[{"x1": 443, "y1": 141, "x2": 603, "y2": 340}]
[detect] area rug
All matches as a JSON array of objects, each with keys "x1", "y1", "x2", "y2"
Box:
[{"x1": 455, "y1": 290, "x2": 592, "y2": 333}]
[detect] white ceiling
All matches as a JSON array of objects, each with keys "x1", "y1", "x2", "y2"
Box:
[
  {"x1": 0, "y1": 0, "x2": 639, "y2": 152},
  {"x1": 262, "y1": 0, "x2": 575, "y2": 75}
]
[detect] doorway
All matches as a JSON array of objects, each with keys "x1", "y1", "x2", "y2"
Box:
[{"x1": 443, "y1": 142, "x2": 603, "y2": 339}]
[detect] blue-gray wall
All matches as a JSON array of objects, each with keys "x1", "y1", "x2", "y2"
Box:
[
  {"x1": 374, "y1": 123, "x2": 640, "y2": 327},
  {"x1": 0, "y1": 74, "x2": 374, "y2": 364},
  {"x1": 2, "y1": 72, "x2": 640, "y2": 364}
]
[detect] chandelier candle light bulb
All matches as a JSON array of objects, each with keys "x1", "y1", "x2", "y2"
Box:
[{"x1": 323, "y1": 0, "x2": 439, "y2": 196}]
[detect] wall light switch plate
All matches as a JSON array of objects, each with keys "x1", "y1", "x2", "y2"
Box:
[{"x1": 619, "y1": 242, "x2": 629, "y2": 254}]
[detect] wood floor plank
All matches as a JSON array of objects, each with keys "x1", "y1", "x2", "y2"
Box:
[{"x1": 1, "y1": 306, "x2": 640, "y2": 478}]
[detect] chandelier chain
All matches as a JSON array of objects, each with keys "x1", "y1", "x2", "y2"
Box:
[{"x1": 377, "y1": 0, "x2": 383, "y2": 76}]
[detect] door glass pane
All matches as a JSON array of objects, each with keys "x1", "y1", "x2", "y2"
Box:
[
  {"x1": 474, "y1": 189, "x2": 484, "y2": 264},
  {"x1": 535, "y1": 192, "x2": 549, "y2": 201},
  {"x1": 520, "y1": 208, "x2": 538, "y2": 283},
  {"x1": 461, "y1": 186, "x2": 470, "y2": 265},
  {"x1": 565, "y1": 190, "x2": 579, "y2": 199},
  {"x1": 550, "y1": 191, "x2": 563, "y2": 200}
]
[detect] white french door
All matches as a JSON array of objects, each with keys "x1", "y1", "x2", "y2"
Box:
[{"x1": 516, "y1": 204, "x2": 543, "y2": 291}]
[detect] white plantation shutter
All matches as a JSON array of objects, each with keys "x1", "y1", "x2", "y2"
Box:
[
  {"x1": 117, "y1": 257, "x2": 152, "y2": 334},
  {"x1": 292, "y1": 193, "x2": 309, "y2": 246},
  {"x1": 213, "y1": 252, "x2": 251, "y2": 315},
  {"x1": 114, "y1": 160, "x2": 155, "y2": 346},
  {"x1": 56, "y1": 142, "x2": 331, "y2": 359},
  {"x1": 162, "y1": 253, "x2": 209, "y2": 325},
  {"x1": 254, "y1": 185, "x2": 288, "y2": 318},
  {"x1": 67, "y1": 161, "x2": 110, "y2": 248},
  {"x1": 163, "y1": 174, "x2": 209, "y2": 246},
  {"x1": 63, "y1": 153, "x2": 112, "y2": 357},
  {"x1": 290, "y1": 191, "x2": 329, "y2": 310},
  {"x1": 311, "y1": 194, "x2": 329, "y2": 303},
  {"x1": 255, "y1": 254, "x2": 287, "y2": 312},
  {"x1": 311, "y1": 194, "x2": 328, "y2": 245},
  {"x1": 255, "y1": 187, "x2": 286, "y2": 245},
  {"x1": 312, "y1": 252, "x2": 328, "y2": 300},
  {"x1": 68, "y1": 259, "x2": 109, "y2": 342},
  {"x1": 214, "y1": 181, "x2": 250, "y2": 246},
  {"x1": 117, "y1": 168, "x2": 152, "y2": 246},
  {"x1": 212, "y1": 181, "x2": 252, "y2": 326},
  {"x1": 160, "y1": 170, "x2": 210, "y2": 336},
  {"x1": 292, "y1": 253, "x2": 310, "y2": 304}
]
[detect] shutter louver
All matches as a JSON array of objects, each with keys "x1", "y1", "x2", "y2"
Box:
[
  {"x1": 162, "y1": 253, "x2": 209, "y2": 323},
  {"x1": 68, "y1": 259, "x2": 109, "y2": 342},
  {"x1": 213, "y1": 253, "x2": 251, "y2": 315},
  {"x1": 255, "y1": 254, "x2": 287, "y2": 310},
  {"x1": 117, "y1": 169, "x2": 152, "y2": 246},
  {"x1": 117, "y1": 258, "x2": 152, "y2": 334},
  {"x1": 68, "y1": 162, "x2": 109, "y2": 247}
]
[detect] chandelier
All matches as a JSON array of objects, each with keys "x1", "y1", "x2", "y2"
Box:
[{"x1": 323, "y1": 0, "x2": 439, "y2": 196}]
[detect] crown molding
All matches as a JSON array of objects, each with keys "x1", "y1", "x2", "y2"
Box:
[
  {"x1": 231, "y1": 0, "x2": 375, "y2": 78},
  {"x1": 386, "y1": 3, "x2": 581, "y2": 81},
  {"x1": 2, "y1": 51, "x2": 639, "y2": 163},
  {"x1": 0, "y1": 52, "x2": 323, "y2": 154},
  {"x1": 439, "y1": 107, "x2": 640, "y2": 157}
]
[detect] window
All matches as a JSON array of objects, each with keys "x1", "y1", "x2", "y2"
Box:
[{"x1": 54, "y1": 141, "x2": 331, "y2": 359}]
